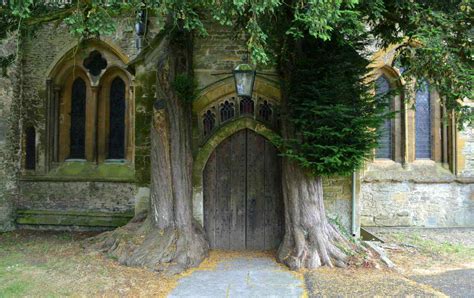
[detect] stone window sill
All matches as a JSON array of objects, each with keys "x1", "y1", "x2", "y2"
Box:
[{"x1": 362, "y1": 160, "x2": 455, "y2": 183}]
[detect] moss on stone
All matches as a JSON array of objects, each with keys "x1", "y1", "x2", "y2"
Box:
[
  {"x1": 28, "y1": 161, "x2": 136, "y2": 181},
  {"x1": 16, "y1": 209, "x2": 133, "y2": 227},
  {"x1": 133, "y1": 70, "x2": 156, "y2": 186}
]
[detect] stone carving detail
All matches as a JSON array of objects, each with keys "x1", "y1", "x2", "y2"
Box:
[
  {"x1": 83, "y1": 51, "x2": 107, "y2": 76},
  {"x1": 200, "y1": 96, "x2": 278, "y2": 139},
  {"x1": 220, "y1": 100, "x2": 235, "y2": 122},
  {"x1": 259, "y1": 100, "x2": 272, "y2": 122},
  {"x1": 203, "y1": 110, "x2": 215, "y2": 136}
]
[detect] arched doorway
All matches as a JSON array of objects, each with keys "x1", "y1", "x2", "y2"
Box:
[{"x1": 203, "y1": 129, "x2": 284, "y2": 250}]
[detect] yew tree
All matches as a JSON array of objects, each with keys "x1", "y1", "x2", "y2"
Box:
[{"x1": 1, "y1": 0, "x2": 472, "y2": 272}]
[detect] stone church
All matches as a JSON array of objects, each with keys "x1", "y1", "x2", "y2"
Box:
[{"x1": 0, "y1": 16, "x2": 473, "y2": 238}]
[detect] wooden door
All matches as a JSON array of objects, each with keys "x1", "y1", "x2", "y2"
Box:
[{"x1": 204, "y1": 129, "x2": 284, "y2": 250}]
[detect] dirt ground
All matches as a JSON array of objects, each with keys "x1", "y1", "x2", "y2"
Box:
[
  {"x1": 1, "y1": 228, "x2": 473, "y2": 297},
  {"x1": 305, "y1": 228, "x2": 474, "y2": 297},
  {"x1": 0, "y1": 230, "x2": 180, "y2": 297}
]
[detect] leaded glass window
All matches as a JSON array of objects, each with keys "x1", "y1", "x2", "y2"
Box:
[
  {"x1": 240, "y1": 97, "x2": 254, "y2": 115},
  {"x1": 69, "y1": 77, "x2": 86, "y2": 159},
  {"x1": 108, "y1": 77, "x2": 126, "y2": 159},
  {"x1": 375, "y1": 76, "x2": 392, "y2": 159},
  {"x1": 25, "y1": 126, "x2": 36, "y2": 170},
  {"x1": 220, "y1": 100, "x2": 235, "y2": 122},
  {"x1": 415, "y1": 80, "x2": 431, "y2": 159},
  {"x1": 259, "y1": 100, "x2": 272, "y2": 122},
  {"x1": 203, "y1": 110, "x2": 215, "y2": 136}
]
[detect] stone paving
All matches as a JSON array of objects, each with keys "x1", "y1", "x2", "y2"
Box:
[
  {"x1": 169, "y1": 256, "x2": 305, "y2": 298},
  {"x1": 411, "y1": 269, "x2": 474, "y2": 297}
]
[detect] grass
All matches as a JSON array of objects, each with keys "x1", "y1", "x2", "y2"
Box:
[
  {"x1": 390, "y1": 232, "x2": 474, "y2": 261},
  {"x1": 0, "y1": 230, "x2": 179, "y2": 297}
]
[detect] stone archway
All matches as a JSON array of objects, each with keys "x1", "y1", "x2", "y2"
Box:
[{"x1": 203, "y1": 128, "x2": 284, "y2": 250}]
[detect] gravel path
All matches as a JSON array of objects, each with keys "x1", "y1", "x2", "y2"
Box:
[{"x1": 411, "y1": 269, "x2": 474, "y2": 297}]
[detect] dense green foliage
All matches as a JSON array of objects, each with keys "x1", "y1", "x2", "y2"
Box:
[
  {"x1": 0, "y1": 0, "x2": 472, "y2": 176},
  {"x1": 281, "y1": 36, "x2": 387, "y2": 175}
]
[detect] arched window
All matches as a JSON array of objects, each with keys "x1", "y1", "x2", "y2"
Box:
[
  {"x1": 108, "y1": 77, "x2": 126, "y2": 159},
  {"x1": 240, "y1": 97, "x2": 254, "y2": 115},
  {"x1": 375, "y1": 75, "x2": 392, "y2": 159},
  {"x1": 47, "y1": 43, "x2": 133, "y2": 169},
  {"x1": 203, "y1": 110, "x2": 215, "y2": 136},
  {"x1": 25, "y1": 126, "x2": 36, "y2": 170},
  {"x1": 69, "y1": 77, "x2": 86, "y2": 159},
  {"x1": 220, "y1": 100, "x2": 235, "y2": 122},
  {"x1": 415, "y1": 80, "x2": 431, "y2": 159}
]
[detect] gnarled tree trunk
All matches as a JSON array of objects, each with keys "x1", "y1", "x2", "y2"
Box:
[
  {"x1": 277, "y1": 160, "x2": 352, "y2": 270},
  {"x1": 88, "y1": 32, "x2": 208, "y2": 275}
]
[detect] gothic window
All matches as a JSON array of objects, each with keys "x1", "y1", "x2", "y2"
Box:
[
  {"x1": 69, "y1": 77, "x2": 86, "y2": 159},
  {"x1": 25, "y1": 126, "x2": 36, "y2": 170},
  {"x1": 415, "y1": 80, "x2": 431, "y2": 159},
  {"x1": 259, "y1": 100, "x2": 273, "y2": 122},
  {"x1": 83, "y1": 51, "x2": 107, "y2": 76},
  {"x1": 375, "y1": 75, "x2": 392, "y2": 159},
  {"x1": 220, "y1": 100, "x2": 235, "y2": 122},
  {"x1": 240, "y1": 97, "x2": 254, "y2": 115},
  {"x1": 203, "y1": 110, "x2": 215, "y2": 136},
  {"x1": 108, "y1": 77, "x2": 126, "y2": 159}
]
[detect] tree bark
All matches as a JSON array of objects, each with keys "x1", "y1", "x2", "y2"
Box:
[
  {"x1": 87, "y1": 33, "x2": 208, "y2": 275},
  {"x1": 277, "y1": 160, "x2": 352, "y2": 269}
]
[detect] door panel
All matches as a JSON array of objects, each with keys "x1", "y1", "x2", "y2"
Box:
[{"x1": 203, "y1": 129, "x2": 283, "y2": 250}]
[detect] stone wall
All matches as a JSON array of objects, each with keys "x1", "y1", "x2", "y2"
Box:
[
  {"x1": 0, "y1": 31, "x2": 20, "y2": 231},
  {"x1": 3, "y1": 19, "x2": 146, "y2": 229},
  {"x1": 323, "y1": 177, "x2": 353, "y2": 233},
  {"x1": 361, "y1": 181, "x2": 474, "y2": 227},
  {"x1": 360, "y1": 162, "x2": 474, "y2": 227}
]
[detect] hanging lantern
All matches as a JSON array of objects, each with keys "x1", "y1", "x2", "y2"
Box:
[{"x1": 233, "y1": 63, "x2": 256, "y2": 98}]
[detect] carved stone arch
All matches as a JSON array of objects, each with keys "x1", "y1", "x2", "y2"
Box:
[
  {"x1": 47, "y1": 38, "x2": 129, "y2": 82},
  {"x1": 194, "y1": 76, "x2": 281, "y2": 113},
  {"x1": 192, "y1": 117, "x2": 280, "y2": 226}
]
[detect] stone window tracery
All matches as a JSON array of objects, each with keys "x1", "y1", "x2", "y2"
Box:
[
  {"x1": 220, "y1": 100, "x2": 235, "y2": 122},
  {"x1": 199, "y1": 95, "x2": 279, "y2": 140},
  {"x1": 240, "y1": 97, "x2": 254, "y2": 115},
  {"x1": 47, "y1": 43, "x2": 133, "y2": 167},
  {"x1": 203, "y1": 110, "x2": 216, "y2": 136},
  {"x1": 258, "y1": 100, "x2": 273, "y2": 122}
]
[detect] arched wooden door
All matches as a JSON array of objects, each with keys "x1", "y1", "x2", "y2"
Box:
[{"x1": 203, "y1": 129, "x2": 284, "y2": 250}]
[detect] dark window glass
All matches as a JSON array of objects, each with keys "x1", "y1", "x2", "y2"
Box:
[
  {"x1": 220, "y1": 100, "x2": 235, "y2": 122},
  {"x1": 203, "y1": 110, "x2": 215, "y2": 136},
  {"x1": 375, "y1": 76, "x2": 392, "y2": 159},
  {"x1": 259, "y1": 100, "x2": 272, "y2": 122},
  {"x1": 25, "y1": 126, "x2": 36, "y2": 170},
  {"x1": 240, "y1": 97, "x2": 254, "y2": 115},
  {"x1": 416, "y1": 80, "x2": 431, "y2": 159},
  {"x1": 70, "y1": 77, "x2": 86, "y2": 159},
  {"x1": 108, "y1": 77, "x2": 126, "y2": 159},
  {"x1": 83, "y1": 51, "x2": 107, "y2": 76}
]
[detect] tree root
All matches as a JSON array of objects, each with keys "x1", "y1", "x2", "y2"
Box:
[{"x1": 85, "y1": 212, "x2": 209, "y2": 275}]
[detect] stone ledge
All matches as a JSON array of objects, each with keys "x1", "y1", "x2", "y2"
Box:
[{"x1": 16, "y1": 209, "x2": 134, "y2": 227}]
